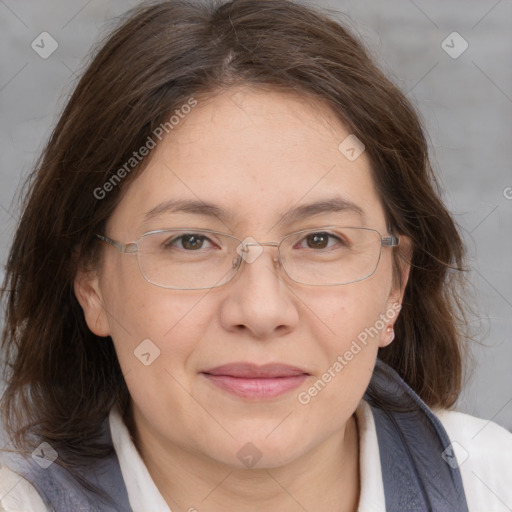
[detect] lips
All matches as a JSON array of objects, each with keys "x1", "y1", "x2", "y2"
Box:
[
  {"x1": 201, "y1": 363, "x2": 310, "y2": 399},
  {"x1": 203, "y1": 363, "x2": 308, "y2": 378}
]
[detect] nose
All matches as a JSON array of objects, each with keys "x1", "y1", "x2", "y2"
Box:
[{"x1": 219, "y1": 242, "x2": 299, "y2": 339}]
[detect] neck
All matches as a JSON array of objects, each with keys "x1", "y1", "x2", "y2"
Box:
[{"x1": 130, "y1": 408, "x2": 360, "y2": 512}]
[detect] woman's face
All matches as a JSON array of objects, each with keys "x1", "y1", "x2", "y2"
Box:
[{"x1": 76, "y1": 87, "x2": 405, "y2": 469}]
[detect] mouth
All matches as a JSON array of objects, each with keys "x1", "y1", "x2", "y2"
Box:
[{"x1": 200, "y1": 363, "x2": 310, "y2": 400}]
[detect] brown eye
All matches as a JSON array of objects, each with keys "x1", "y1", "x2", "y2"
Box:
[
  {"x1": 296, "y1": 231, "x2": 348, "y2": 251},
  {"x1": 305, "y1": 232, "x2": 330, "y2": 249},
  {"x1": 180, "y1": 234, "x2": 205, "y2": 250},
  {"x1": 164, "y1": 233, "x2": 212, "y2": 251}
]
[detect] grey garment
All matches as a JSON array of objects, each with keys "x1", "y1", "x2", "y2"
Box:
[
  {"x1": 2, "y1": 359, "x2": 468, "y2": 511},
  {"x1": 3, "y1": 423, "x2": 131, "y2": 512},
  {"x1": 365, "y1": 359, "x2": 469, "y2": 511}
]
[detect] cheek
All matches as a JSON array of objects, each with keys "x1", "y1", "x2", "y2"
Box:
[
  {"x1": 316, "y1": 289, "x2": 386, "y2": 377},
  {"x1": 309, "y1": 271, "x2": 393, "y2": 350},
  {"x1": 299, "y1": 259, "x2": 394, "y2": 387},
  {"x1": 99, "y1": 255, "x2": 212, "y2": 377},
  {"x1": 292, "y1": 278, "x2": 392, "y2": 433},
  {"x1": 104, "y1": 287, "x2": 214, "y2": 429}
]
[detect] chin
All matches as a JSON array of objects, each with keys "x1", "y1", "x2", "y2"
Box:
[{"x1": 205, "y1": 427, "x2": 314, "y2": 470}]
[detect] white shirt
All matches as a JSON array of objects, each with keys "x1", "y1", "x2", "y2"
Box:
[{"x1": 1, "y1": 399, "x2": 511, "y2": 512}]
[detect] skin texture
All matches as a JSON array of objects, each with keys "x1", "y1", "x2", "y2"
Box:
[{"x1": 75, "y1": 86, "x2": 409, "y2": 512}]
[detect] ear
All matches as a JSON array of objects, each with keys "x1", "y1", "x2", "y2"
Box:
[
  {"x1": 380, "y1": 235, "x2": 412, "y2": 348},
  {"x1": 74, "y1": 264, "x2": 111, "y2": 337}
]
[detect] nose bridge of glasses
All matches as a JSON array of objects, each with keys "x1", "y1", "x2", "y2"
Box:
[
  {"x1": 240, "y1": 240, "x2": 280, "y2": 258},
  {"x1": 243, "y1": 241, "x2": 279, "y2": 249},
  {"x1": 234, "y1": 240, "x2": 281, "y2": 270}
]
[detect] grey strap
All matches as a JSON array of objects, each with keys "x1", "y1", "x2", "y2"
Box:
[{"x1": 364, "y1": 359, "x2": 469, "y2": 511}]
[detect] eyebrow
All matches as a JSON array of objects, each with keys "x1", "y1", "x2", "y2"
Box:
[{"x1": 142, "y1": 196, "x2": 364, "y2": 228}]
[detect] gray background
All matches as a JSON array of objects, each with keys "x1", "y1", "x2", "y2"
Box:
[{"x1": 0, "y1": 0, "x2": 511, "y2": 431}]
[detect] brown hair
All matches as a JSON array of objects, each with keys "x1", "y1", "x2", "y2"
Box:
[{"x1": 1, "y1": 0, "x2": 469, "y2": 464}]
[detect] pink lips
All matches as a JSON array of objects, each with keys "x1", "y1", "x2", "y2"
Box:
[{"x1": 201, "y1": 363, "x2": 309, "y2": 400}]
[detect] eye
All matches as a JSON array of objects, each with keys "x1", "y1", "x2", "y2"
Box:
[
  {"x1": 297, "y1": 231, "x2": 346, "y2": 250},
  {"x1": 164, "y1": 233, "x2": 215, "y2": 251}
]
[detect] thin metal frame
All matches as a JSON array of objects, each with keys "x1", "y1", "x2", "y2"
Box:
[{"x1": 96, "y1": 226, "x2": 399, "y2": 289}]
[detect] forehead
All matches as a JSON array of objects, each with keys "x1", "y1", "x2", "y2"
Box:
[{"x1": 108, "y1": 87, "x2": 386, "y2": 236}]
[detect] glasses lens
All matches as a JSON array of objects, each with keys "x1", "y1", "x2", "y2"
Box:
[
  {"x1": 137, "y1": 230, "x2": 239, "y2": 289},
  {"x1": 279, "y1": 227, "x2": 382, "y2": 285}
]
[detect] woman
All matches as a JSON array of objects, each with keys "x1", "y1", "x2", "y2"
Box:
[{"x1": 1, "y1": 1, "x2": 511, "y2": 511}]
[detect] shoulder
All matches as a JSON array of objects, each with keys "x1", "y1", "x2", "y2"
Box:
[
  {"x1": 0, "y1": 464, "x2": 49, "y2": 512},
  {"x1": 433, "y1": 408, "x2": 512, "y2": 512}
]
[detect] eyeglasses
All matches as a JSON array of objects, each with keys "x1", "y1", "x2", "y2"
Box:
[{"x1": 96, "y1": 226, "x2": 399, "y2": 290}]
